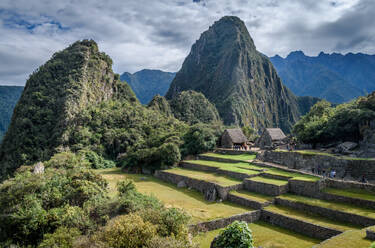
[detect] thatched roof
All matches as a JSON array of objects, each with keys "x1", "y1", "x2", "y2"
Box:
[
  {"x1": 265, "y1": 128, "x2": 286, "y2": 141},
  {"x1": 224, "y1": 128, "x2": 248, "y2": 143}
]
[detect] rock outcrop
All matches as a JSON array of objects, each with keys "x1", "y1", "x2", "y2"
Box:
[{"x1": 166, "y1": 16, "x2": 304, "y2": 132}]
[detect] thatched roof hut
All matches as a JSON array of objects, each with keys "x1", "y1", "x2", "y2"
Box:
[
  {"x1": 256, "y1": 128, "x2": 286, "y2": 148},
  {"x1": 221, "y1": 128, "x2": 248, "y2": 148}
]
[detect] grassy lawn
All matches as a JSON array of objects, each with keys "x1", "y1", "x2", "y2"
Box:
[
  {"x1": 249, "y1": 176, "x2": 289, "y2": 186},
  {"x1": 263, "y1": 167, "x2": 320, "y2": 182},
  {"x1": 201, "y1": 152, "x2": 256, "y2": 161},
  {"x1": 230, "y1": 190, "x2": 274, "y2": 203},
  {"x1": 323, "y1": 187, "x2": 375, "y2": 202},
  {"x1": 164, "y1": 167, "x2": 243, "y2": 186},
  {"x1": 279, "y1": 194, "x2": 375, "y2": 219},
  {"x1": 193, "y1": 221, "x2": 320, "y2": 248},
  {"x1": 313, "y1": 229, "x2": 372, "y2": 248},
  {"x1": 265, "y1": 205, "x2": 361, "y2": 232},
  {"x1": 98, "y1": 168, "x2": 251, "y2": 223},
  {"x1": 184, "y1": 160, "x2": 263, "y2": 175}
]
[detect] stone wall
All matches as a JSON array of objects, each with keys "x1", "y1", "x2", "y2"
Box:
[
  {"x1": 155, "y1": 170, "x2": 242, "y2": 200},
  {"x1": 325, "y1": 178, "x2": 375, "y2": 192},
  {"x1": 275, "y1": 197, "x2": 375, "y2": 227},
  {"x1": 262, "y1": 150, "x2": 375, "y2": 180},
  {"x1": 288, "y1": 179, "x2": 325, "y2": 197},
  {"x1": 244, "y1": 179, "x2": 288, "y2": 196},
  {"x1": 261, "y1": 210, "x2": 341, "y2": 240},
  {"x1": 198, "y1": 155, "x2": 245, "y2": 164},
  {"x1": 190, "y1": 210, "x2": 261, "y2": 232},
  {"x1": 366, "y1": 227, "x2": 375, "y2": 240},
  {"x1": 227, "y1": 193, "x2": 273, "y2": 209},
  {"x1": 214, "y1": 149, "x2": 257, "y2": 156},
  {"x1": 319, "y1": 192, "x2": 375, "y2": 210}
]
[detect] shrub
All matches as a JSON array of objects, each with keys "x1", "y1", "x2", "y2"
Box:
[
  {"x1": 39, "y1": 227, "x2": 81, "y2": 248},
  {"x1": 370, "y1": 242, "x2": 375, "y2": 248},
  {"x1": 79, "y1": 150, "x2": 115, "y2": 169},
  {"x1": 181, "y1": 124, "x2": 219, "y2": 156},
  {"x1": 212, "y1": 221, "x2": 254, "y2": 248},
  {"x1": 95, "y1": 214, "x2": 157, "y2": 248}
]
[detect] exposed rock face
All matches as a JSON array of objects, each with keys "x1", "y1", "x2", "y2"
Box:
[
  {"x1": 204, "y1": 186, "x2": 217, "y2": 201},
  {"x1": 166, "y1": 16, "x2": 302, "y2": 132},
  {"x1": 33, "y1": 162, "x2": 44, "y2": 174},
  {"x1": 0, "y1": 40, "x2": 136, "y2": 180}
]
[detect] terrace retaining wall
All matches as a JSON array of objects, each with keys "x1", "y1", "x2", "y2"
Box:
[
  {"x1": 214, "y1": 149, "x2": 257, "y2": 156},
  {"x1": 227, "y1": 193, "x2": 272, "y2": 209},
  {"x1": 261, "y1": 209, "x2": 342, "y2": 240},
  {"x1": 275, "y1": 197, "x2": 375, "y2": 227},
  {"x1": 288, "y1": 179, "x2": 325, "y2": 197},
  {"x1": 244, "y1": 179, "x2": 288, "y2": 196},
  {"x1": 198, "y1": 155, "x2": 246, "y2": 164},
  {"x1": 155, "y1": 170, "x2": 242, "y2": 200},
  {"x1": 325, "y1": 178, "x2": 375, "y2": 192},
  {"x1": 319, "y1": 192, "x2": 375, "y2": 209},
  {"x1": 189, "y1": 210, "x2": 261, "y2": 232},
  {"x1": 366, "y1": 228, "x2": 375, "y2": 240},
  {"x1": 262, "y1": 150, "x2": 375, "y2": 180}
]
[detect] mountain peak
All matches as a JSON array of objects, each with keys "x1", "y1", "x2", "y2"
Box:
[{"x1": 287, "y1": 50, "x2": 306, "y2": 59}]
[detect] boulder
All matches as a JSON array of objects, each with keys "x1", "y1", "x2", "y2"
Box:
[
  {"x1": 336, "y1": 142, "x2": 358, "y2": 154},
  {"x1": 177, "y1": 180, "x2": 187, "y2": 188},
  {"x1": 204, "y1": 187, "x2": 217, "y2": 201},
  {"x1": 33, "y1": 162, "x2": 44, "y2": 174}
]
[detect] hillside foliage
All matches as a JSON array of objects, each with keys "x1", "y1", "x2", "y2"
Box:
[{"x1": 293, "y1": 92, "x2": 375, "y2": 144}]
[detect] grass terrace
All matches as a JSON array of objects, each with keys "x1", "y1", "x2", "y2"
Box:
[
  {"x1": 164, "y1": 167, "x2": 243, "y2": 186},
  {"x1": 193, "y1": 221, "x2": 320, "y2": 248},
  {"x1": 264, "y1": 205, "x2": 361, "y2": 232},
  {"x1": 314, "y1": 229, "x2": 372, "y2": 248},
  {"x1": 230, "y1": 190, "x2": 274, "y2": 203},
  {"x1": 249, "y1": 176, "x2": 289, "y2": 186},
  {"x1": 262, "y1": 166, "x2": 320, "y2": 182},
  {"x1": 201, "y1": 152, "x2": 256, "y2": 162},
  {"x1": 184, "y1": 159, "x2": 263, "y2": 174},
  {"x1": 279, "y1": 194, "x2": 375, "y2": 219},
  {"x1": 323, "y1": 187, "x2": 375, "y2": 202},
  {"x1": 98, "y1": 168, "x2": 251, "y2": 223},
  {"x1": 276, "y1": 149, "x2": 375, "y2": 161}
]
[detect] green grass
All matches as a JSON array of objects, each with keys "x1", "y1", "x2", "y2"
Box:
[
  {"x1": 276, "y1": 149, "x2": 375, "y2": 161},
  {"x1": 184, "y1": 160, "x2": 263, "y2": 175},
  {"x1": 313, "y1": 229, "x2": 372, "y2": 248},
  {"x1": 193, "y1": 221, "x2": 320, "y2": 248},
  {"x1": 98, "y1": 168, "x2": 251, "y2": 223},
  {"x1": 164, "y1": 167, "x2": 242, "y2": 186},
  {"x1": 230, "y1": 190, "x2": 274, "y2": 203},
  {"x1": 323, "y1": 187, "x2": 375, "y2": 202},
  {"x1": 265, "y1": 205, "x2": 361, "y2": 231},
  {"x1": 279, "y1": 194, "x2": 375, "y2": 219},
  {"x1": 249, "y1": 176, "x2": 289, "y2": 186},
  {"x1": 201, "y1": 152, "x2": 256, "y2": 161}
]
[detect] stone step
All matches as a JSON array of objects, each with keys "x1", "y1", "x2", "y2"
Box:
[
  {"x1": 244, "y1": 176, "x2": 289, "y2": 196},
  {"x1": 155, "y1": 168, "x2": 243, "y2": 200},
  {"x1": 276, "y1": 194, "x2": 375, "y2": 227},
  {"x1": 180, "y1": 160, "x2": 261, "y2": 180},
  {"x1": 227, "y1": 190, "x2": 274, "y2": 209},
  {"x1": 320, "y1": 187, "x2": 375, "y2": 209}
]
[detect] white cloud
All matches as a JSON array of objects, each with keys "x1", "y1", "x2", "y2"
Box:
[{"x1": 0, "y1": 0, "x2": 372, "y2": 85}]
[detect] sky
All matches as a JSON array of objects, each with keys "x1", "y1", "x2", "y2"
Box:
[{"x1": 0, "y1": 0, "x2": 374, "y2": 86}]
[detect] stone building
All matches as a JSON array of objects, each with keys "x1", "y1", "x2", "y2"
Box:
[
  {"x1": 221, "y1": 128, "x2": 248, "y2": 148},
  {"x1": 256, "y1": 128, "x2": 287, "y2": 149}
]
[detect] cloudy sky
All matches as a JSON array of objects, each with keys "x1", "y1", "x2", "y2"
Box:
[{"x1": 0, "y1": 0, "x2": 374, "y2": 86}]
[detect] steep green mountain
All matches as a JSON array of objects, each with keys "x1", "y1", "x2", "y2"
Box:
[
  {"x1": 169, "y1": 90, "x2": 221, "y2": 125},
  {"x1": 166, "y1": 16, "x2": 304, "y2": 132},
  {"x1": 270, "y1": 51, "x2": 375, "y2": 103},
  {"x1": 0, "y1": 86, "x2": 23, "y2": 140},
  {"x1": 0, "y1": 40, "x2": 137, "y2": 180},
  {"x1": 120, "y1": 69, "x2": 176, "y2": 104},
  {"x1": 147, "y1": 94, "x2": 173, "y2": 117}
]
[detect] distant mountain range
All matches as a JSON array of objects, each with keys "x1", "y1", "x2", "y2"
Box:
[
  {"x1": 0, "y1": 86, "x2": 23, "y2": 140},
  {"x1": 270, "y1": 51, "x2": 375, "y2": 103},
  {"x1": 120, "y1": 69, "x2": 176, "y2": 104}
]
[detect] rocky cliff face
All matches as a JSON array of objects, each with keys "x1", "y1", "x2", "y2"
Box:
[
  {"x1": 166, "y1": 16, "x2": 301, "y2": 131},
  {"x1": 0, "y1": 40, "x2": 136, "y2": 180}
]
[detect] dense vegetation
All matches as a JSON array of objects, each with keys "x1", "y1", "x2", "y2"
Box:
[
  {"x1": 166, "y1": 16, "x2": 312, "y2": 132},
  {"x1": 169, "y1": 90, "x2": 221, "y2": 125},
  {"x1": 0, "y1": 152, "x2": 195, "y2": 247},
  {"x1": 293, "y1": 91, "x2": 375, "y2": 144},
  {"x1": 0, "y1": 86, "x2": 23, "y2": 140},
  {"x1": 121, "y1": 69, "x2": 176, "y2": 104},
  {"x1": 0, "y1": 40, "x2": 137, "y2": 181},
  {"x1": 271, "y1": 51, "x2": 375, "y2": 103},
  {"x1": 212, "y1": 221, "x2": 254, "y2": 248}
]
